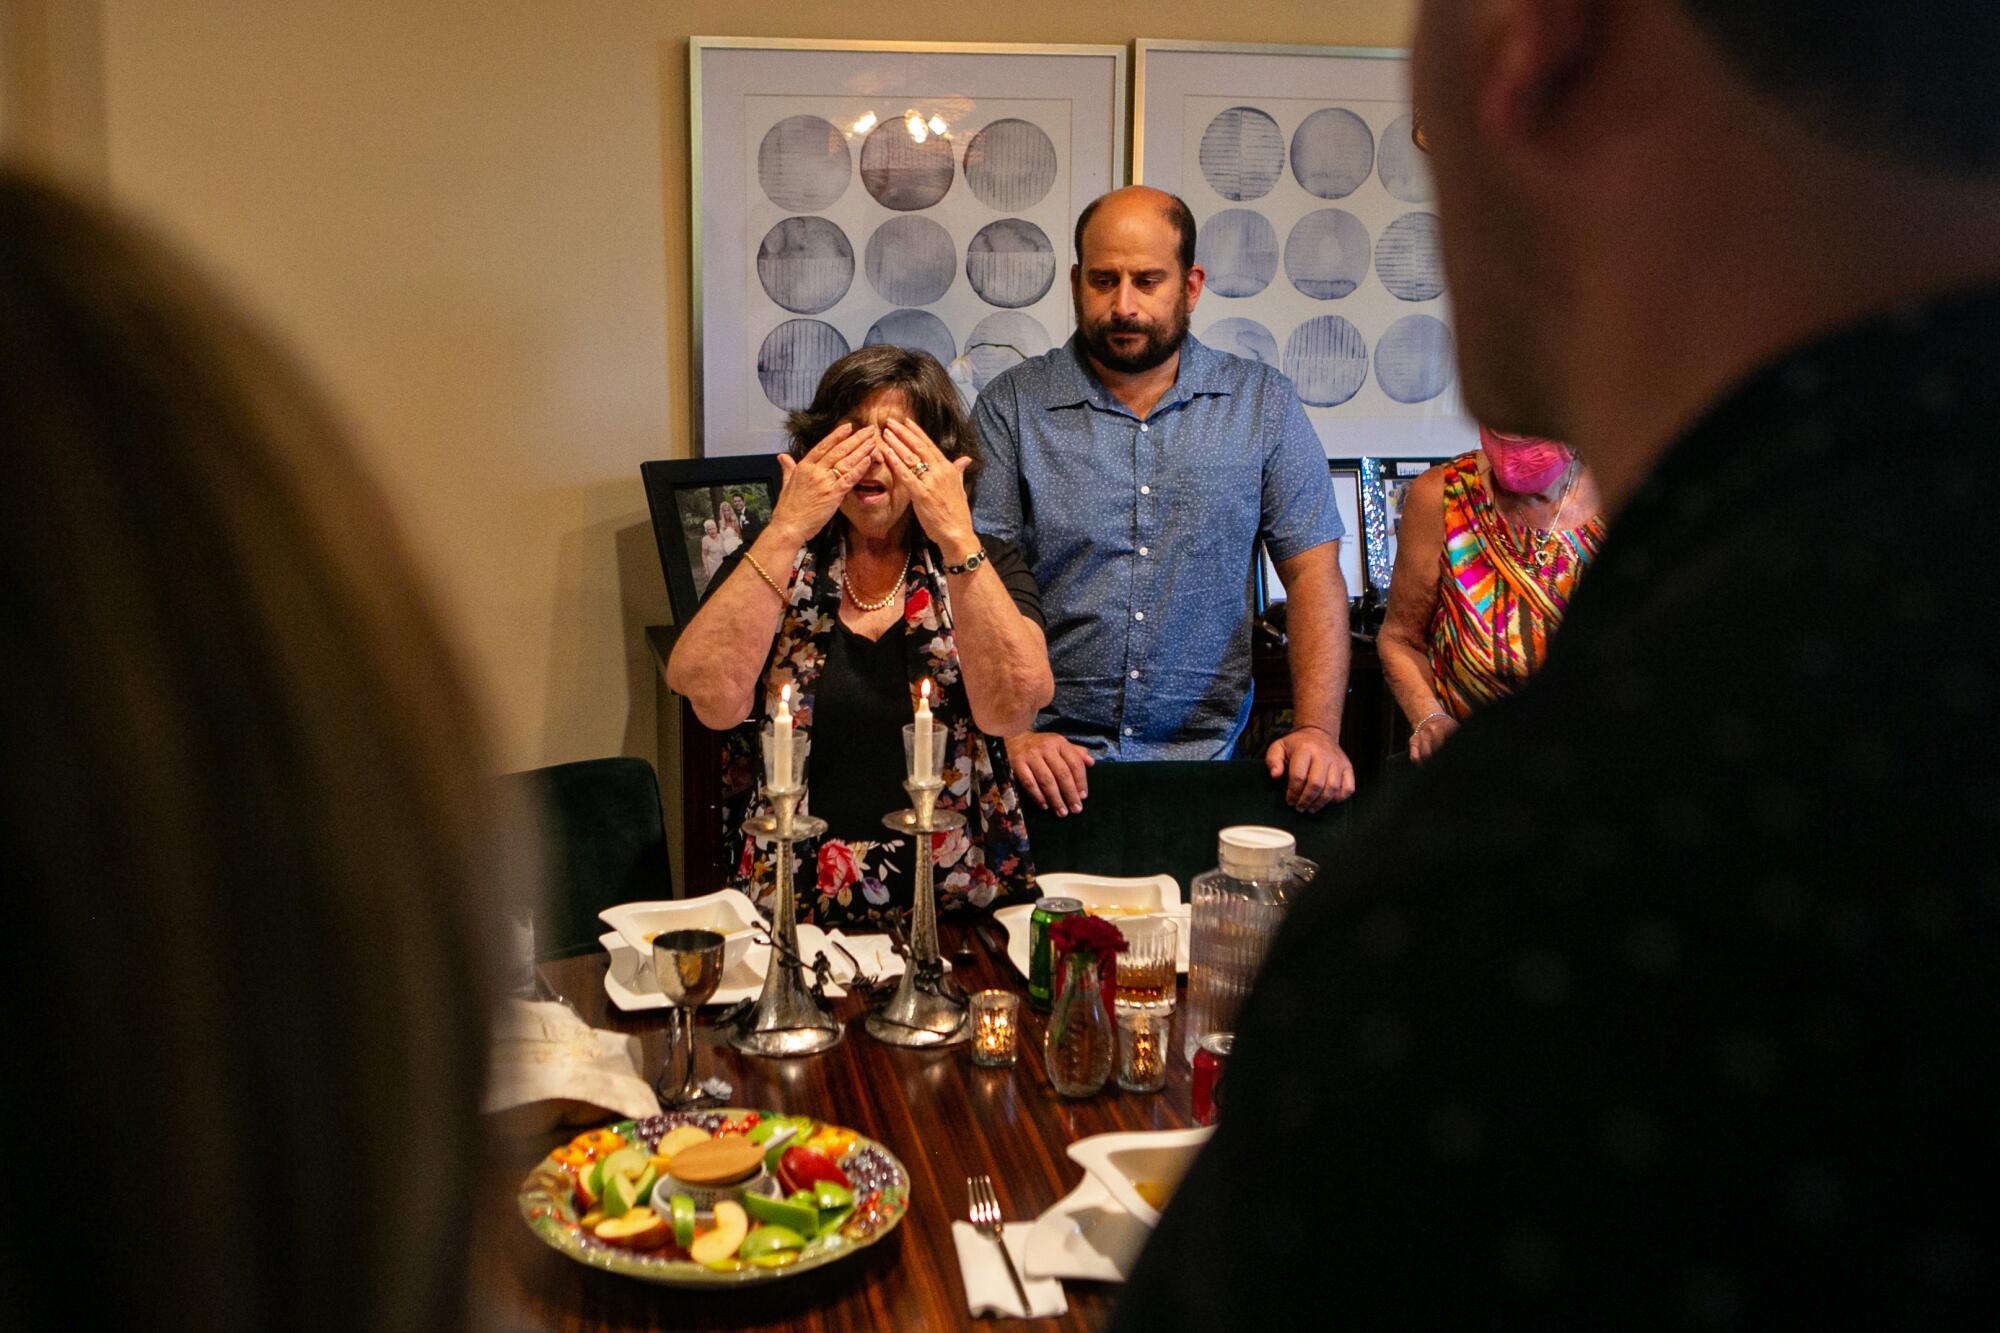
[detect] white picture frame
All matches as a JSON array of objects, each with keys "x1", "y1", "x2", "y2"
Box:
[
  {"x1": 691, "y1": 38, "x2": 1127, "y2": 457},
  {"x1": 1261, "y1": 460, "x2": 1365, "y2": 608},
  {"x1": 1135, "y1": 40, "x2": 1478, "y2": 461}
]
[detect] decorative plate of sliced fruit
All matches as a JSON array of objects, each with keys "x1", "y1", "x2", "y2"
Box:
[{"x1": 517, "y1": 1108, "x2": 910, "y2": 1286}]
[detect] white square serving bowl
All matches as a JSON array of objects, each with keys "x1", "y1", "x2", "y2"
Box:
[
  {"x1": 1032, "y1": 872, "x2": 1182, "y2": 912},
  {"x1": 598, "y1": 889, "x2": 763, "y2": 974}
]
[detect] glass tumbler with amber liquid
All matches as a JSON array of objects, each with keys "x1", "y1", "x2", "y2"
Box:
[{"x1": 1113, "y1": 914, "x2": 1178, "y2": 1009}]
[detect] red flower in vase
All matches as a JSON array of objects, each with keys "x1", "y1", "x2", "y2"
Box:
[{"x1": 1049, "y1": 913, "x2": 1127, "y2": 961}]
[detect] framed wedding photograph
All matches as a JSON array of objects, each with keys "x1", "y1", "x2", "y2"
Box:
[
  {"x1": 691, "y1": 38, "x2": 1128, "y2": 457},
  {"x1": 1134, "y1": 40, "x2": 1478, "y2": 461},
  {"x1": 640, "y1": 456, "x2": 784, "y2": 622}
]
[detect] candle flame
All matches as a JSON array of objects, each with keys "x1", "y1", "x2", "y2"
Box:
[
  {"x1": 920, "y1": 678, "x2": 932, "y2": 703},
  {"x1": 780, "y1": 683, "x2": 792, "y2": 707}
]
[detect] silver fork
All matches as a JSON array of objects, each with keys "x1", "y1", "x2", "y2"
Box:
[{"x1": 966, "y1": 1174, "x2": 1033, "y2": 1317}]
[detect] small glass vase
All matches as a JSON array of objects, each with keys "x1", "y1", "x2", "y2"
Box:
[{"x1": 1044, "y1": 952, "x2": 1115, "y2": 1098}]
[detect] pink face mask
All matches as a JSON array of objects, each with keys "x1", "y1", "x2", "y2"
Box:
[{"x1": 1480, "y1": 428, "x2": 1573, "y2": 494}]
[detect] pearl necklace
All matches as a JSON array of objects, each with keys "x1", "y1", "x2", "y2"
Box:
[{"x1": 839, "y1": 540, "x2": 911, "y2": 611}]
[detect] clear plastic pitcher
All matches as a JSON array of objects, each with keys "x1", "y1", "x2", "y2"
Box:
[{"x1": 1182, "y1": 826, "x2": 1316, "y2": 1063}]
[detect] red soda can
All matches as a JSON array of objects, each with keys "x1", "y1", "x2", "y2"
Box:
[{"x1": 1191, "y1": 1031, "x2": 1233, "y2": 1125}]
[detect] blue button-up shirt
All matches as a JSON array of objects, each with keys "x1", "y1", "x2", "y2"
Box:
[{"x1": 972, "y1": 334, "x2": 1343, "y2": 759}]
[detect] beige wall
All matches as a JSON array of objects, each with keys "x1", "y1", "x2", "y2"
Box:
[
  {"x1": 41, "y1": 0, "x2": 1412, "y2": 878},
  {"x1": 2, "y1": 0, "x2": 106, "y2": 181}
]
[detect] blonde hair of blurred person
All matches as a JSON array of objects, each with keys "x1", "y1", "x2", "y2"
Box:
[{"x1": 0, "y1": 167, "x2": 510, "y2": 1332}]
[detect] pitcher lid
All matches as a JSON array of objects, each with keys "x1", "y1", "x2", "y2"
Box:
[{"x1": 1217, "y1": 825, "x2": 1295, "y2": 878}]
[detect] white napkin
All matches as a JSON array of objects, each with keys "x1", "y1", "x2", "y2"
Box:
[
  {"x1": 821, "y1": 930, "x2": 952, "y2": 983},
  {"x1": 482, "y1": 999, "x2": 661, "y2": 1123},
  {"x1": 951, "y1": 1221, "x2": 1068, "y2": 1319}
]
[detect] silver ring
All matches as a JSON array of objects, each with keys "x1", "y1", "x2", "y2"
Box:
[{"x1": 911, "y1": 462, "x2": 931, "y2": 477}]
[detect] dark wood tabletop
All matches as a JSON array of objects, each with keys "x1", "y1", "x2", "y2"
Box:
[{"x1": 479, "y1": 917, "x2": 1195, "y2": 1332}]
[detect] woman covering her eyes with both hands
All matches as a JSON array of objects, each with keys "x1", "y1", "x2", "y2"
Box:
[
  {"x1": 667, "y1": 346, "x2": 1052, "y2": 927},
  {"x1": 1376, "y1": 428, "x2": 1606, "y2": 762}
]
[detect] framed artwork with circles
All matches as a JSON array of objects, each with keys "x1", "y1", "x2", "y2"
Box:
[
  {"x1": 691, "y1": 39, "x2": 1126, "y2": 457},
  {"x1": 1135, "y1": 40, "x2": 1476, "y2": 461}
]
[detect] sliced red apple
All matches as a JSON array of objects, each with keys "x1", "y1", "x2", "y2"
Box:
[
  {"x1": 689, "y1": 1200, "x2": 749, "y2": 1265},
  {"x1": 595, "y1": 1206, "x2": 669, "y2": 1249}
]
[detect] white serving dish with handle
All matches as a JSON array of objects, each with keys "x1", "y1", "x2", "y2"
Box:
[{"x1": 1064, "y1": 1125, "x2": 1214, "y2": 1228}]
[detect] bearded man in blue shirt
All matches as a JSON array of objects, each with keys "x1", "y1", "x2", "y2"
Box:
[{"x1": 972, "y1": 186, "x2": 1356, "y2": 815}]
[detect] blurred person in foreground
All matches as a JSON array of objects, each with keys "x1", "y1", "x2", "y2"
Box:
[
  {"x1": 1117, "y1": 1, "x2": 2000, "y2": 1326},
  {"x1": 1379, "y1": 427, "x2": 1605, "y2": 762},
  {"x1": 0, "y1": 167, "x2": 508, "y2": 1331}
]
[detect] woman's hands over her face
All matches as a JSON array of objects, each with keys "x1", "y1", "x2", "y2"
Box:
[
  {"x1": 878, "y1": 417, "x2": 976, "y2": 559},
  {"x1": 772, "y1": 422, "x2": 878, "y2": 545}
]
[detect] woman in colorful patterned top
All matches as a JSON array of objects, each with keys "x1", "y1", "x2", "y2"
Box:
[
  {"x1": 667, "y1": 346, "x2": 1051, "y2": 927},
  {"x1": 1378, "y1": 428, "x2": 1606, "y2": 762}
]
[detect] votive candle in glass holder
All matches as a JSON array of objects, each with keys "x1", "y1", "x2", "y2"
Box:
[
  {"x1": 970, "y1": 989, "x2": 1021, "y2": 1067},
  {"x1": 902, "y1": 720, "x2": 945, "y2": 786},
  {"x1": 1116, "y1": 1005, "x2": 1169, "y2": 1093},
  {"x1": 761, "y1": 715, "x2": 810, "y2": 791}
]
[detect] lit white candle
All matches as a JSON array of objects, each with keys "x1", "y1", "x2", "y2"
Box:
[
  {"x1": 913, "y1": 678, "x2": 934, "y2": 781},
  {"x1": 773, "y1": 683, "x2": 794, "y2": 788}
]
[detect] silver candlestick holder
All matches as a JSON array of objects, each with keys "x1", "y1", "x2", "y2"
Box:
[
  {"x1": 729, "y1": 729, "x2": 843, "y2": 1058},
  {"x1": 864, "y1": 772, "x2": 970, "y2": 1047}
]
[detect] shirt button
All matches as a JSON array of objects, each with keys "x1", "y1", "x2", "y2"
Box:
[
  {"x1": 1139, "y1": 546, "x2": 1150, "y2": 556},
  {"x1": 1130, "y1": 669, "x2": 1140, "y2": 679},
  {"x1": 1140, "y1": 423, "x2": 1149, "y2": 433},
  {"x1": 1123, "y1": 726, "x2": 1134, "y2": 736},
  {"x1": 1140, "y1": 485, "x2": 1151, "y2": 495},
  {"x1": 1134, "y1": 611, "x2": 1145, "y2": 621}
]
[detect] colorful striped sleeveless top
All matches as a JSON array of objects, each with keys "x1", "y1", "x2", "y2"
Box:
[{"x1": 1427, "y1": 451, "x2": 1605, "y2": 720}]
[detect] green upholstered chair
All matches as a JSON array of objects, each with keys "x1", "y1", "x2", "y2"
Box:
[
  {"x1": 511, "y1": 756, "x2": 674, "y2": 960},
  {"x1": 1020, "y1": 759, "x2": 1350, "y2": 898}
]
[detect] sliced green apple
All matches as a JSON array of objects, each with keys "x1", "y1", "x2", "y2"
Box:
[
  {"x1": 742, "y1": 1191, "x2": 819, "y2": 1236},
  {"x1": 738, "y1": 1224, "x2": 807, "y2": 1260},
  {"x1": 759, "y1": 1124, "x2": 801, "y2": 1175},
  {"x1": 669, "y1": 1194, "x2": 696, "y2": 1249},
  {"x1": 602, "y1": 1170, "x2": 642, "y2": 1220},
  {"x1": 597, "y1": 1146, "x2": 647, "y2": 1184}
]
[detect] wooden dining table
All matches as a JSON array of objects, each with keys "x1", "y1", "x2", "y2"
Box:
[{"x1": 478, "y1": 916, "x2": 1197, "y2": 1332}]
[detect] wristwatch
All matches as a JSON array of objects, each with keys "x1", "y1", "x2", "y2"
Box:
[{"x1": 942, "y1": 547, "x2": 988, "y2": 576}]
